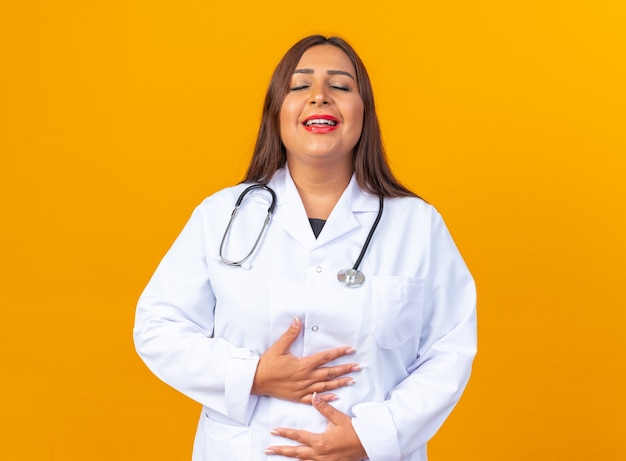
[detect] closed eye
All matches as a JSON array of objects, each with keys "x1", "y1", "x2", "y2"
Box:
[{"x1": 290, "y1": 85, "x2": 309, "y2": 91}]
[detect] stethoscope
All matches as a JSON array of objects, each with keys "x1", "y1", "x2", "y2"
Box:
[{"x1": 219, "y1": 184, "x2": 384, "y2": 287}]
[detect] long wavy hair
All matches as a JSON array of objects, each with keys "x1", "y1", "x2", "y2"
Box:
[{"x1": 242, "y1": 35, "x2": 415, "y2": 198}]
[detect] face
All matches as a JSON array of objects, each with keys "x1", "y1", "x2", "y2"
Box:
[{"x1": 279, "y1": 45, "x2": 364, "y2": 167}]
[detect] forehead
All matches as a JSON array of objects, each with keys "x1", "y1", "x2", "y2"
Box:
[{"x1": 295, "y1": 45, "x2": 356, "y2": 75}]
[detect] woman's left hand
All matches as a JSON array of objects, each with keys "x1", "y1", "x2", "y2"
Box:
[{"x1": 265, "y1": 393, "x2": 367, "y2": 461}]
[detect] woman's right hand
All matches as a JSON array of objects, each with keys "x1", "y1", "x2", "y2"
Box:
[{"x1": 251, "y1": 317, "x2": 361, "y2": 404}]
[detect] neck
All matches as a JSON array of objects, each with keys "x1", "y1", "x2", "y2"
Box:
[{"x1": 288, "y1": 160, "x2": 353, "y2": 220}]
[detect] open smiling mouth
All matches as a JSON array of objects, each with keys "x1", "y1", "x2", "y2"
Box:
[
  {"x1": 302, "y1": 116, "x2": 340, "y2": 132},
  {"x1": 303, "y1": 118, "x2": 338, "y2": 127}
]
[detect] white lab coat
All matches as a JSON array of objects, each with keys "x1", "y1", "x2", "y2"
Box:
[{"x1": 134, "y1": 166, "x2": 477, "y2": 461}]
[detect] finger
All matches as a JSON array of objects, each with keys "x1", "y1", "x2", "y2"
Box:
[
  {"x1": 311, "y1": 392, "x2": 344, "y2": 425},
  {"x1": 267, "y1": 428, "x2": 315, "y2": 458},
  {"x1": 265, "y1": 444, "x2": 312, "y2": 460},
  {"x1": 314, "y1": 363, "x2": 361, "y2": 381},
  {"x1": 269, "y1": 427, "x2": 313, "y2": 445},
  {"x1": 308, "y1": 346, "x2": 356, "y2": 368},
  {"x1": 270, "y1": 317, "x2": 302, "y2": 354},
  {"x1": 299, "y1": 392, "x2": 338, "y2": 404},
  {"x1": 301, "y1": 376, "x2": 356, "y2": 398}
]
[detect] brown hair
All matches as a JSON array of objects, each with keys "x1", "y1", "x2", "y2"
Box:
[{"x1": 242, "y1": 35, "x2": 415, "y2": 198}]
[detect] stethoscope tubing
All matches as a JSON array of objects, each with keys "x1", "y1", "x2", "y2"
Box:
[
  {"x1": 219, "y1": 184, "x2": 276, "y2": 267},
  {"x1": 219, "y1": 184, "x2": 383, "y2": 287},
  {"x1": 351, "y1": 194, "x2": 384, "y2": 272}
]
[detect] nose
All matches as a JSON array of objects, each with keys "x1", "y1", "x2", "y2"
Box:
[
  {"x1": 309, "y1": 84, "x2": 330, "y2": 105},
  {"x1": 310, "y1": 95, "x2": 329, "y2": 106}
]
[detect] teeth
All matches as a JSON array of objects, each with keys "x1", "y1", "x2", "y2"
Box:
[{"x1": 304, "y1": 118, "x2": 337, "y2": 126}]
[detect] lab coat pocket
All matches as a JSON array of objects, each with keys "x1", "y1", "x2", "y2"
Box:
[
  {"x1": 371, "y1": 276, "x2": 425, "y2": 349},
  {"x1": 197, "y1": 407, "x2": 251, "y2": 460}
]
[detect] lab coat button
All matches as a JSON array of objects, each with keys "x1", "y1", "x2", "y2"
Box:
[
  {"x1": 312, "y1": 325, "x2": 319, "y2": 332},
  {"x1": 315, "y1": 266, "x2": 322, "y2": 273}
]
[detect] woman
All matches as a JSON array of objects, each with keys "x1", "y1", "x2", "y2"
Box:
[{"x1": 134, "y1": 35, "x2": 476, "y2": 461}]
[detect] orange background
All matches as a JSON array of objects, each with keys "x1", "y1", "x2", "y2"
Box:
[{"x1": 2, "y1": 1, "x2": 625, "y2": 459}]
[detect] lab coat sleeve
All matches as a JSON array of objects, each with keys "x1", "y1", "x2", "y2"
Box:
[
  {"x1": 133, "y1": 204, "x2": 260, "y2": 425},
  {"x1": 351, "y1": 209, "x2": 477, "y2": 461}
]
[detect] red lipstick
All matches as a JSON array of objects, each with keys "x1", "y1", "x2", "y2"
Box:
[{"x1": 302, "y1": 114, "x2": 340, "y2": 133}]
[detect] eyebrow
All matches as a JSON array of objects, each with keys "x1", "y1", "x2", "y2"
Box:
[{"x1": 293, "y1": 68, "x2": 356, "y2": 80}]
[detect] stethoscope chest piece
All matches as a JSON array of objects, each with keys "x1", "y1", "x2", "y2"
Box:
[{"x1": 337, "y1": 268, "x2": 365, "y2": 287}]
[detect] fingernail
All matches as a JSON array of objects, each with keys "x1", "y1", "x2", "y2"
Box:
[
  {"x1": 292, "y1": 317, "x2": 300, "y2": 327},
  {"x1": 352, "y1": 364, "x2": 362, "y2": 372},
  {"x1": 346, "y1": 347, "x2": 356, "y2": 354},
  {"x1": 313, "y1": 392, "x2": 321, "y2": 403},
  {"x1": 346, "y1": 378, "x2": 356, "y2": 386},
  {"x1": 265, "y1": 449, "x2": 275, "y2": 455}
]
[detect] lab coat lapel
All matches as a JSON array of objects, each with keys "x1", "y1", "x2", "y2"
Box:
[
  {"x1": 269, "y1": 166, "x2": 380, "y2": 248},
  {"x1": 315, "y1": 175, "x2": 378, "y2": 247},
  {"x1": 269, "y1": 168, "x2": 316, "y2": 247}
]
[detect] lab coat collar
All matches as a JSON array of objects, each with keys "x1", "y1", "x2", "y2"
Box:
[{"x1": 268, "y1": 164, "x2": 380, "y2": 248}]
